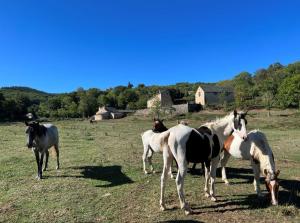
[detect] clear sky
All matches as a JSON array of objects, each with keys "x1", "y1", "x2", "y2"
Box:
[{"x1": 0, "y1": 0, "x2": 299, "y2": 93}]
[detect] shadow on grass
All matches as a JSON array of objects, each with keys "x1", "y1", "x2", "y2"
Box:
[
  {"x1": 159, "y1": 221, "x2": 204, "y2": 223},
  {"x1": 190, "y1": 167, "x2": 300, "y2": 213},
  {"x1": 192, "y1": 194, "x2": 270, "y2": 214},
  {"x1": 220, "y1": 167, "x2": 300, "y2": 207},
  {"x1": 59, "y1": 165, "x2": 134, "y2": 187},
  {"x1": 279, "y1": 179, "x2": 300, "y2": 208}
]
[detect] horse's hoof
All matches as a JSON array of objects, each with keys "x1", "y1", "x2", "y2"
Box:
[
  {"x1": 183, "y1": 204, "x2": 192, "y2": 215},
  {"x1": 204, "y1": 192, "x2": 210, "y2": 198},
  {"x1": 160, "y1": 205, "x2": 166, "y2": 211},
  {"x1": 43, "y1": 168, "x2": 47, "y2": 171},
  {"x1": 170, "y1": 175, "x2": 175, "y2": 179},
  {"x1": 56, "y1": 166, "x2": 60, "y2": 170},
  {"x1": 222, "y1": 179, "x2": 230, "y2": 185},
  {"x1": 210, "y1": 196, "x2": 217, "y2": 202},
  {"x1": 152, "y1": 170, "x2": 156, "y2": 174},
  {"x1": 185, "y1": 209, "x2": 193, "y2": 215}
]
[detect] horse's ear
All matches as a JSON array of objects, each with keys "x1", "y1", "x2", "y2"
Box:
[
  {"x1": 25, "y1": 121, "x2": 29, "y2": 126},
  {"x1": 233, "y1": 110, "x2": 237, "y2": 117},
  {"x1": 161, "y1": 119, "x2": 164, "y2": 122},
  {"x1": 177, "y1": 120, "x2": 180, "y2": 124},
  {"x1": 264, "y1": 169, "x2": 268, "y2": 176},
  {"x1": 275, "y1": 170, "x2": 280, "y2": 177}
]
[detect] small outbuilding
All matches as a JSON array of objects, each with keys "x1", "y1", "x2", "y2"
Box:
[{"x1": 91, "y1": 106, "x2": 125, "y2": 122}]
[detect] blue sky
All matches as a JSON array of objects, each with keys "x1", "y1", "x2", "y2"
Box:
[{"x1": 0, "y1": 0, "x2": 299, "y2": 93}]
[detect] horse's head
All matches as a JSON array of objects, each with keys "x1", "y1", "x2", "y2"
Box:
[
  {"x1": 25, "y1": 121, "x2": 41, "y2": 148},
  {"x1": 152, "y1": 118, "x2": 168, "y2": 133},
  {"x1": 224, "y1": 110, "x2": 248, "y2": 141},
  {"x1": 264, "y1": 169, "x2": 280, "y2": 205}
]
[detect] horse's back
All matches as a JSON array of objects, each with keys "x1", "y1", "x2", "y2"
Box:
[{"x1": 43, "y1": 124, "x2": 59, "y2": 145}]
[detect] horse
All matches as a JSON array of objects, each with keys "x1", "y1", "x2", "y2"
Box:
[
  {"x1": 25, "y1": 121, "x2": 60, "y2": 179},
  {"x1": 159, "y1": 110, "x2": 248, "y2": 215},
  {"x1": 141, "y1": 118, "x2": 174, "y2": 177},
  {"x1": 221, "y1": 130, "x2": 280, "y2": 205}
]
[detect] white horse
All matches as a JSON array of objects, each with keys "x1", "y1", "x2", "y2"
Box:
[
  {"x1": 141, "y1": 119, "x2": 174, "y2": 178},
  {"x1": 221, "y1": 130, "x2": 280, "y2": 205},
  {"x1": 25, "y1": 121, "x2": 60, "y2": 179},
  {"x1": 159, "y1": 111, "x2": 248, "y2": 215}
]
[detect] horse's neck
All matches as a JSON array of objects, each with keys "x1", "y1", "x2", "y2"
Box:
[
  {"x1": 206, "y1": 115, "x2": 232, "y2": 143},
  {"x1": 250, "y1": 135, "x2": 276, "y2": 175},
  {"x1": 259, "y1": 153, "x2": 276, "y2": 175}
]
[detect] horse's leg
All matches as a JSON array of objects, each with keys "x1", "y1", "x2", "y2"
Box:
[
  {"x1": 160, "y1": 148, "x2": 173, "y2": 211},
  {"x1": 34, "y1": 150, "x2": 41, "y2": 179},
  {"x1": 209, "y1": 156, "x2": 219, "y2": 202},
  {"x1": 142, "y1": 145, "x2": 149, "y2": 174},
  {"x1": 175, "y1": 156, "x2": 191, "y2": 215},
  {"x1": 54, "y1": 144, "x2": 60, "y2": 170},
  {"x1": 220, "y1": 150, "x2": 231, "y2": 184},
  {"x1": 168, "y1": 159, "x2": 175, "y2": 179},
  {"x1": 147, "y1": 149, "x2": 154, "y2": 173},
  {"x1": 39, "y1": 152, "x2": 44, "y2": 178},
  {"x1": 43, "y1": 150, "x2": 49, "y2": 171},
  {"x1": 204, "y1": 161, "x2": 211, "y2": 198},
  {"x1": 251, "y1": 159, "x2": 262, "y2": 197}
]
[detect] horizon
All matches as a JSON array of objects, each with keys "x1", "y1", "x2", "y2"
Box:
[{"x1": 0, "y1": 0, "x2": 300, "y2": 93}]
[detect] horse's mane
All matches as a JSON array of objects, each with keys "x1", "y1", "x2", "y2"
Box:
[
  {"x1": 248, "y1": 130, "x2": 272, "y2": 155},
  {"x1": 36, "y1": 124, "x2": 47, "y2": 137},
  {"x1": 203, "y1": 113, "x2": 233, "y2": 129}
]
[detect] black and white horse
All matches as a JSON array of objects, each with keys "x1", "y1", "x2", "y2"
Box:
[
  {"x1": 159, "y1": 110, "x2": 248, "y2": 215},
  {"x1": 25, "y1": 121, "x2": 60, "y2": 179}
]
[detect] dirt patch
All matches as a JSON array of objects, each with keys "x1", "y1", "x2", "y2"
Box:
[{"x1": 0, "y1": 203, "x2": 15, "y2": 214}]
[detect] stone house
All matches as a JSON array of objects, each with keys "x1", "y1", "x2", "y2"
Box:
[
  {"x1": 147, "y1": 90, "x2": 173, "y2": 108},
  {"x1": 195, "y1": 85, "x2": 234, "y2": 106}
]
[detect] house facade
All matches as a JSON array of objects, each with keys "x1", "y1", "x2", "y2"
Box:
[
  {"x1": 195, "y1": 85, "x2": 234, "y2": 106},
  {"x1": 147, "y1": 90, "x2": 173, "y2": 108}
]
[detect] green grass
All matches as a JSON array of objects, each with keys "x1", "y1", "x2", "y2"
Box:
[{"x1": 0, "y1": 111, "x2": 300, "y2": 222}]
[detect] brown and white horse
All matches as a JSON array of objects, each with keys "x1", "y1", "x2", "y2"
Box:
[
  {"x1": 159, "y1": 111, "x2": 248, "y2": 215},
  {"x1": 221, "y1": 130, "x2": 280, "y2": 205}
]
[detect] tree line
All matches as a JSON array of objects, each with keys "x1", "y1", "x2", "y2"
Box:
[{"x1": 0, "y1": 61, "x2": 299, "y2": 121}]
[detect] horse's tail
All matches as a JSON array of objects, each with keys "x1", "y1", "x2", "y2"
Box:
[
  {"x1": 50, "y1": 147, "x2": 57, "y2": 157},
  {"x1": 160, "y1": 131, "x2": 170, "y2": 146}
]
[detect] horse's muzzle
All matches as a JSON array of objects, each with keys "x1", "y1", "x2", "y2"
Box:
[{"x1": 27, "y1": 143, "x2": 33, "y2": 149}]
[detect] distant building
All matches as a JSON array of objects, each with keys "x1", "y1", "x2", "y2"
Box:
[
  {"x1": 147, "y1": 90, "x2": 173, "y2": 108},
  {"x1": 92, "y1": 106, "x2": 125, "y2": 121},
  {"x1": 195, "y1": 85, "x2": 234, "y2": 106}
]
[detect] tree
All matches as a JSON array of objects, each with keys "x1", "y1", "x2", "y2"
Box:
[
  {"x1": 149, "y1": 98, "x2": 162, "y2": 119},
  {"x1": 233, "y1": 72, "x2": 255, "y2": 108},
  {"x1": 278, "y1": 74, "x2": 300, "y2": 108}
]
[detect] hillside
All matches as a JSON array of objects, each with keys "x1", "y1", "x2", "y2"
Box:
[{"x1": 0, "y1": 86, "x2": 52, "y2": 103}]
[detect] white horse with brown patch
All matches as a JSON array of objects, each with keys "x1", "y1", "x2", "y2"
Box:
[
  {"x1": 159, "y1": 111, "x2": 248, "y2": 215},
  {"x1": 221, "y1": 130, "x2": 280, "y2": 205},
  {"x1": 141, "y1": 119, "x2": 174, "y2": 178}
]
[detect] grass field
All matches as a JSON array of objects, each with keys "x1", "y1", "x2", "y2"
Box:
[{"x1": 1, "y1": 110, "x2": 300, "y2": 223}]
